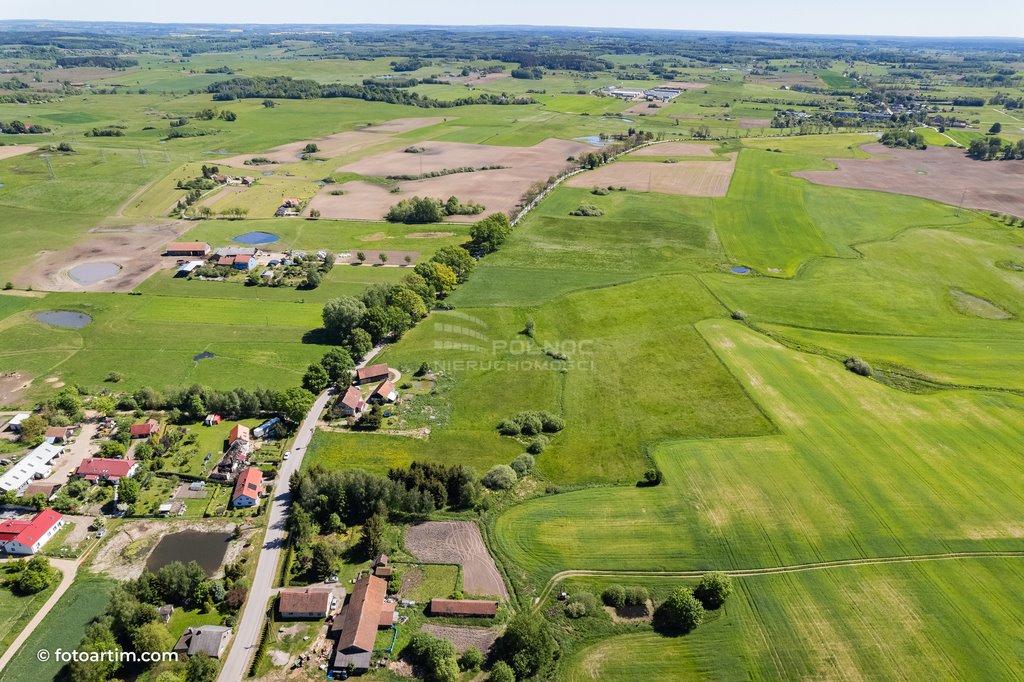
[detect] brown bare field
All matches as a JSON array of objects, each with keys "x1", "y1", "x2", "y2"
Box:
[
  {"x1": 740, "y1": 117, "x2": 773, "y2": 129},
  {"x1": 309, "y1": 138, "x2": 589, "y2": 221},
  {"x1": 623, "y1": 101, "x2": 663, "y2": 116},
  {"x1": 628, "y1": 142, "x2": 717, "y2": 157},
  {"x1": 0, "y1": 145, "x2": 37, "y2": 161},
  {"x1": 16, "y1": 222, "x2": 189, "y2": 293},
  {"x1": 217, "y1": 117, "x2": 446, "y2": 168},
  {"x1": 405, "y1": 521, "x2": 509, "y2": 600},
  {"x1": 658, "y1": 81, "x2": 710, "y2": 89},
  {"x1": 566, "y1": 153, "x2": 738, "y2": 197},
  {"x1": 795, "y1": 144, "x2": 1024, "y2": 218},
  {"x1": 0, "y1": 371, "x2": 32, "y2": 406},
  {"x1": 421, "y1": 625, "x2": 497, "y2": 654}
]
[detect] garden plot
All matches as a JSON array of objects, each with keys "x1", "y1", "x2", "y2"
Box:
[
  {"x1": 796, "y1": 144, "x2": 1024, "y2": 218},
  {"x1": 216, "y1": 117, "x2": 446, "y2": 168},
  {"x1": 566, "y1": 153, "x2": 737, "y2": 197},
  {"x1": 308, "y1": 139, "x2": 590, "y2": 221},
  {"x1": 404, "y1": 521, "x2": 509, "y2": 599}
]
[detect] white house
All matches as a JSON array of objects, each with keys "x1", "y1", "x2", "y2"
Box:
[
  {"x1": 0, "y1": 509, "x2": 65, "y2": 555},
  {"x1": 0, "y1": 442, "x2": 63, "y2": 496},
  {"x1": 231, "y1": 467, "x2": 263, "y2": 508}
]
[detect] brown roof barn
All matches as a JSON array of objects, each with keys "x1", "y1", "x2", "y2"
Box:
[
  {"x1": 279, "y1": 588, "x2": 333, "y2": 619},
  {"x1": 430, "y1": 598, "x2": 498, "y2": 617},
  {"x1": 331, "y1": 574, "x2": 388, "y2": 673},
  {"x1": 355, "y1": 363, "x2": 390, "y2": 385}
]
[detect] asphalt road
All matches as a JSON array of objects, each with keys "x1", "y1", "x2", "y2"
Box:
[{"x1": 215, "y1": 387, "x2": 333, "y2": 682}]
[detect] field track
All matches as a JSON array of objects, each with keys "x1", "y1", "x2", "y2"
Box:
[{"x1": 533, "y1": 550, "x2": 1024, "y2": 605}]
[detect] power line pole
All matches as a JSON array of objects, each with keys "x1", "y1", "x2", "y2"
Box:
[
  {"x1": 955, "y1": 189, "x2": 966, "y2": 217},
  {"x1": 43, "y1": 155, "x2": 55, "y2": 180},
  {"x1": 137, "y1": 148, "x2": 147, "y2": 167}
]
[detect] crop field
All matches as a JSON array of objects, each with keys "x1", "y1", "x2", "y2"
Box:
[{"x1": 0, "y1": 569, "x2": 59, "y2": 658}]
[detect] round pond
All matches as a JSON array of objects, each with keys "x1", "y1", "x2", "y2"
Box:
[
  {"x1": 69, "y1": 262, "x2": 121, "y2": 285},
  {"x1": 35, "y1": 311, "x2": 92, "y2": 329},
  {"x1": 233, "y1": 231, "x2": 280, "y2": 245},
  {"x1": 731, "y1": 266, "x2": 751, "y2": 274}
]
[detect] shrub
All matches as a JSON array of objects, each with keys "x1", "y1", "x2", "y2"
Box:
[
  {"x1": 539, "y1": 412, "x2": 564, "y2": 433},
  {"x1": 624, "y1": 585, "x2": 649, "y2": 606},
  {"x1": 569, "y1": 203, "x2": 604, "y2": 216},
  {"x1": 640, "y1": 467, "x2": 662, "y2": 486},
  {"x1": 516, "y1": 412, "x2": 543, "y2": 436},
  {"x1": 844, "y1": 356, "x2": 873, "y2": 377},
  {"x1": 730, "y1": 310, "x2": 747, "y2": 321},
  {"x1": 459, "y1": 647, "x2": 484, "y2": 671},
  {"x1": 496, "y1": 419, "x2": 520, "y2": 436},
  {"x1": 489, "y1": 661, "x2": 515, "y2": 682},
  {"x1": 526, "y1": 436, "x2": 548, "y2": 455},
  {"x1": 510, "y1": 453, "x2": 535, "y2": 475},
  {"x1": 591, "y1": 186, "x2": 610, "y2": 195},
  {"x1": 482, "y1": 465, "x2": 517, "y2": 490},
  {"x1": 653, "y1": 587, "x2": 704, "y2": 634},
  {"x1": 602, "y1": 584, "x2": 626, "y2": 608},
  {"x1": 692, "y1": 572, "x2": 732, "y2": 610},
  {"x1": 565, "y1": 591, "x2": 597, "y2": 618}
]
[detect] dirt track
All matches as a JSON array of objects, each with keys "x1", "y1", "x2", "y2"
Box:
[
  {"x1": 405, "y1": 521, "x2": 509, "y2": 600},
  {"x1": 796, "y1": 143, "x2": 1024, "y2": 218},
  {"x1": 16, "y1": 222, "x2": 189, "y2": 292},
  {"x1": 566, "y1": 153, "x2": 737, "y2": 197}
]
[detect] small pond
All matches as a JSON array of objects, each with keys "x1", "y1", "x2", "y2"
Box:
[
  {"x1": 35, "y1": 311, "x2": 92, "y2": 329},
  {"x1": 731, "y1": 266, "x2": 751, "y2": 275},
  {"x1": 233, "y1": 231, "x2": 280, "y2": 245},
  {"x1": 69, "y1": 262, "x2": 121, "y2": 285},
  {"x1": 193, "y1": 351, "x2": 216, "y2": 362},
  {"x1": 146, "y1": 530, "x2": 233, "y2": 577},
  {"x1": 574, "y1": 135, "x2": 611, "y2": 147}
]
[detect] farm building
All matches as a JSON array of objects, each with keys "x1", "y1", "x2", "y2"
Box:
[
  {"x1": 0, "y1": 509, "x2": 65, "y2": 555},
  {"x1": 372, "y1": 553, "x2": 392, "y2": 578},
  {"x1": 330, "y1": 575, "x2": 390, "y2": 675},
  {"x1": 253, "y1": 417, "x2": 281, "y2": 439},
  {"x1": 231, "y1": 254, "x2": 255, "y2": 271},
  {"x1": 175, "y1": 260, "x2": 205, "y2": 277},
  {"x1": 75, "y1": 458, "x2": 139, "y2": 483},
  {"x1": 279, "y1": 588, "x2": 334, "y2": 619},
  {"x1": 212, "y1": 246, "x2": 259, "y2": 258},
  {"x1": 645, "y1": 88, "x2": 683, "y2": 100},
  {"x1": 130, "y1": 419, "x2": 160, "y2": 438},
  {"x1": 172, "y1": 626, "x2": 232, "y2": 659},
  {"x1": 4, "y1": 413, "x2": 30, "y2": 432},
  {"x1": 336, "y1": 385, "x2": 364, "y2": 417},
  {"x1": 231, "y1": 466, "x2": 263, "y2": 508},
  {"x1": 204, "y1": 414, "x2": 222, "y2": 426},
  {"x1": 45, "y1": 426, "x2": 74, "y2": 444},
  {"x1": 355, "y1": 363, "x2": 390, "y2": 385},
  {"x1": 0, "y1": 442, "x2": 63, "y2": 495},
  {"x1": 22, "y1": 482, "x2": 61, "y2": 500},
  {"x1": 165, "y1": 242, "x2": 211, "y2": 257},
  {"x1": 429, "y1": 598, "x2": 499, "y2": 617},
  {"x1": 368, "y1": 380, "x2": 398, "y2": 405},
  {"x1": 606, "y1": 87, "x2": 646, "y2": 99}
]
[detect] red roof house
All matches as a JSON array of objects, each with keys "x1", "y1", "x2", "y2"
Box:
[
  {"x1": 228, "y1": 424, "x2": 250, "y2": 445},
  {"x1": 337, "y1": 385, "x2": 364, "y2": 417},
  {"x1": 76, "y1": 458, "x2": 139, "y2": 483},
  {"x1": 368, "y1": 380, "x2": 397, "y2": 404},
  {"x1": 130, "y1": 419, "x2": 160, "y2": 438},
  {"x1": 232, "y1": 466, "x2": 263, "y2": 508},
  {"x1": 0, "y1": 509, "x2": 65, "y2": 555}
]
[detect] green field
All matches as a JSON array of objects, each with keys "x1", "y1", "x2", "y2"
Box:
[{"x1": 0, "y1": 568, "x2": 60, "y2": 659}]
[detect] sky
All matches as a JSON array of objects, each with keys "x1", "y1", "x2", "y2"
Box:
[{"x1": 6, "y1": 0, "x2": 1024, "y2": 38}]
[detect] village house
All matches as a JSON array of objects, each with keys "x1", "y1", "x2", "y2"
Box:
[
  {"x1": 330, "y1": 575, "x2": 391, "y2": 675},
  {"x1": 231, "y1": 254, "x2": 255, "y2": 271},
  {"x1": 336, "y1": 385, "x2": 364, "y2": 417},
  {"x1": 228, "y1": 424, "x2": 251, "y2": 451},
  {"x1": 44, "y1": 426, "x2": 74, "y2": 444},
  {"x1": 130, "y1": 419, "x2": 160, "y2": 439},
  {"x1": 355, "y1": 363, "x2": 390, "y2": 385},
  {"x1": 75, "y1": 458, "x2": 139, "y2": 484},
  {"x1": 0, "y1": 509, "x2": 65, "y2": 555},
  {"x1": 165, "y1": 242, "x2": 212, "y2": 257},
  {"x1": 0, "y1": 442, "x2": 63, "y2": 496},
  {"x1": 231, "y1": 466, "x2": 263, "y2": 508},
  {"x1": 429, "y1": 598, "x2": 499, "y2": 618},
  {"x1": 278, "y1": 588, "x2": 334, "y2": 619},
  {"x1": 172, "y1": 626, "x2": 232, "y2": 659},
  {"x1": 368, "y1": 380, "x2": 398, "y2": 405}
]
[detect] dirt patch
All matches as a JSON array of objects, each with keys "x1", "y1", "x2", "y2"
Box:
[
  {"x1": 406, "y1": 232, "x2": 454, "y2": 239},
  {"x1": 15, "y1": 222, "x2": 190, "y2": 293},
  {"x1": 949, "y1": 289, "x2": 1013, "y2": 320},
  {"x1": 90, "y1": 519, "x2": 243, "y2": 580},
  {"x1": 658, "y1": 81, "x2": 710, "y2": 90},
  {"x1": 338, "y1": 250, "x2": 418, "y2": 265},
  {"x1": 404, "y1": 521, "x2": 509, "y2": 600},
  {"x1": 0, "y1": 371, "x2": 33, "y2": 406},
  {"x1": 604, "y1": 600, "x2": 653, "y2": 623},
  {"x1": 420, "y1": 624, "x2": 497, "y2": 654},
  {"x1": 628, "y1": 142, "x2": 717, "y2": 157},
  {"x1": 566, "y1": 153, "x2": 737, "y2": 197},
  {"x1": 360, "y1": 233, "x2": 388, "y2": 242},
  {"x1": 796, "y1": 144, "x2": 1024, "y2": 218},
  {"x1": 740, "y1": 118, "x2": 773, "y2": 129},
  {"x1": 0, "y1": 145, "x2": 37, "y2": 161},
  {"x1": 310, "y1": 138, "x2": 589, "y2": 222},
  {"x1": 217, "y1": 117, "x2": 445, "y2": 168},
  {"x1": 623, "y1": 101, "x2": 664, "y2": 116}
]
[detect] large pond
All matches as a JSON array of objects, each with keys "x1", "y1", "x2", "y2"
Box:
[
  {"x1": 35, "y1": 311, "x2": 92, "y2": 329},
  {"x1": 69, "y1": 262, "x2": 121, "y2": 285},
  {"x1": 146, "y1": 530, "x2": 233, "y2": 577},
  {"x1": 233, "y1": 231, "x2": 280, "y2": 245}
]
